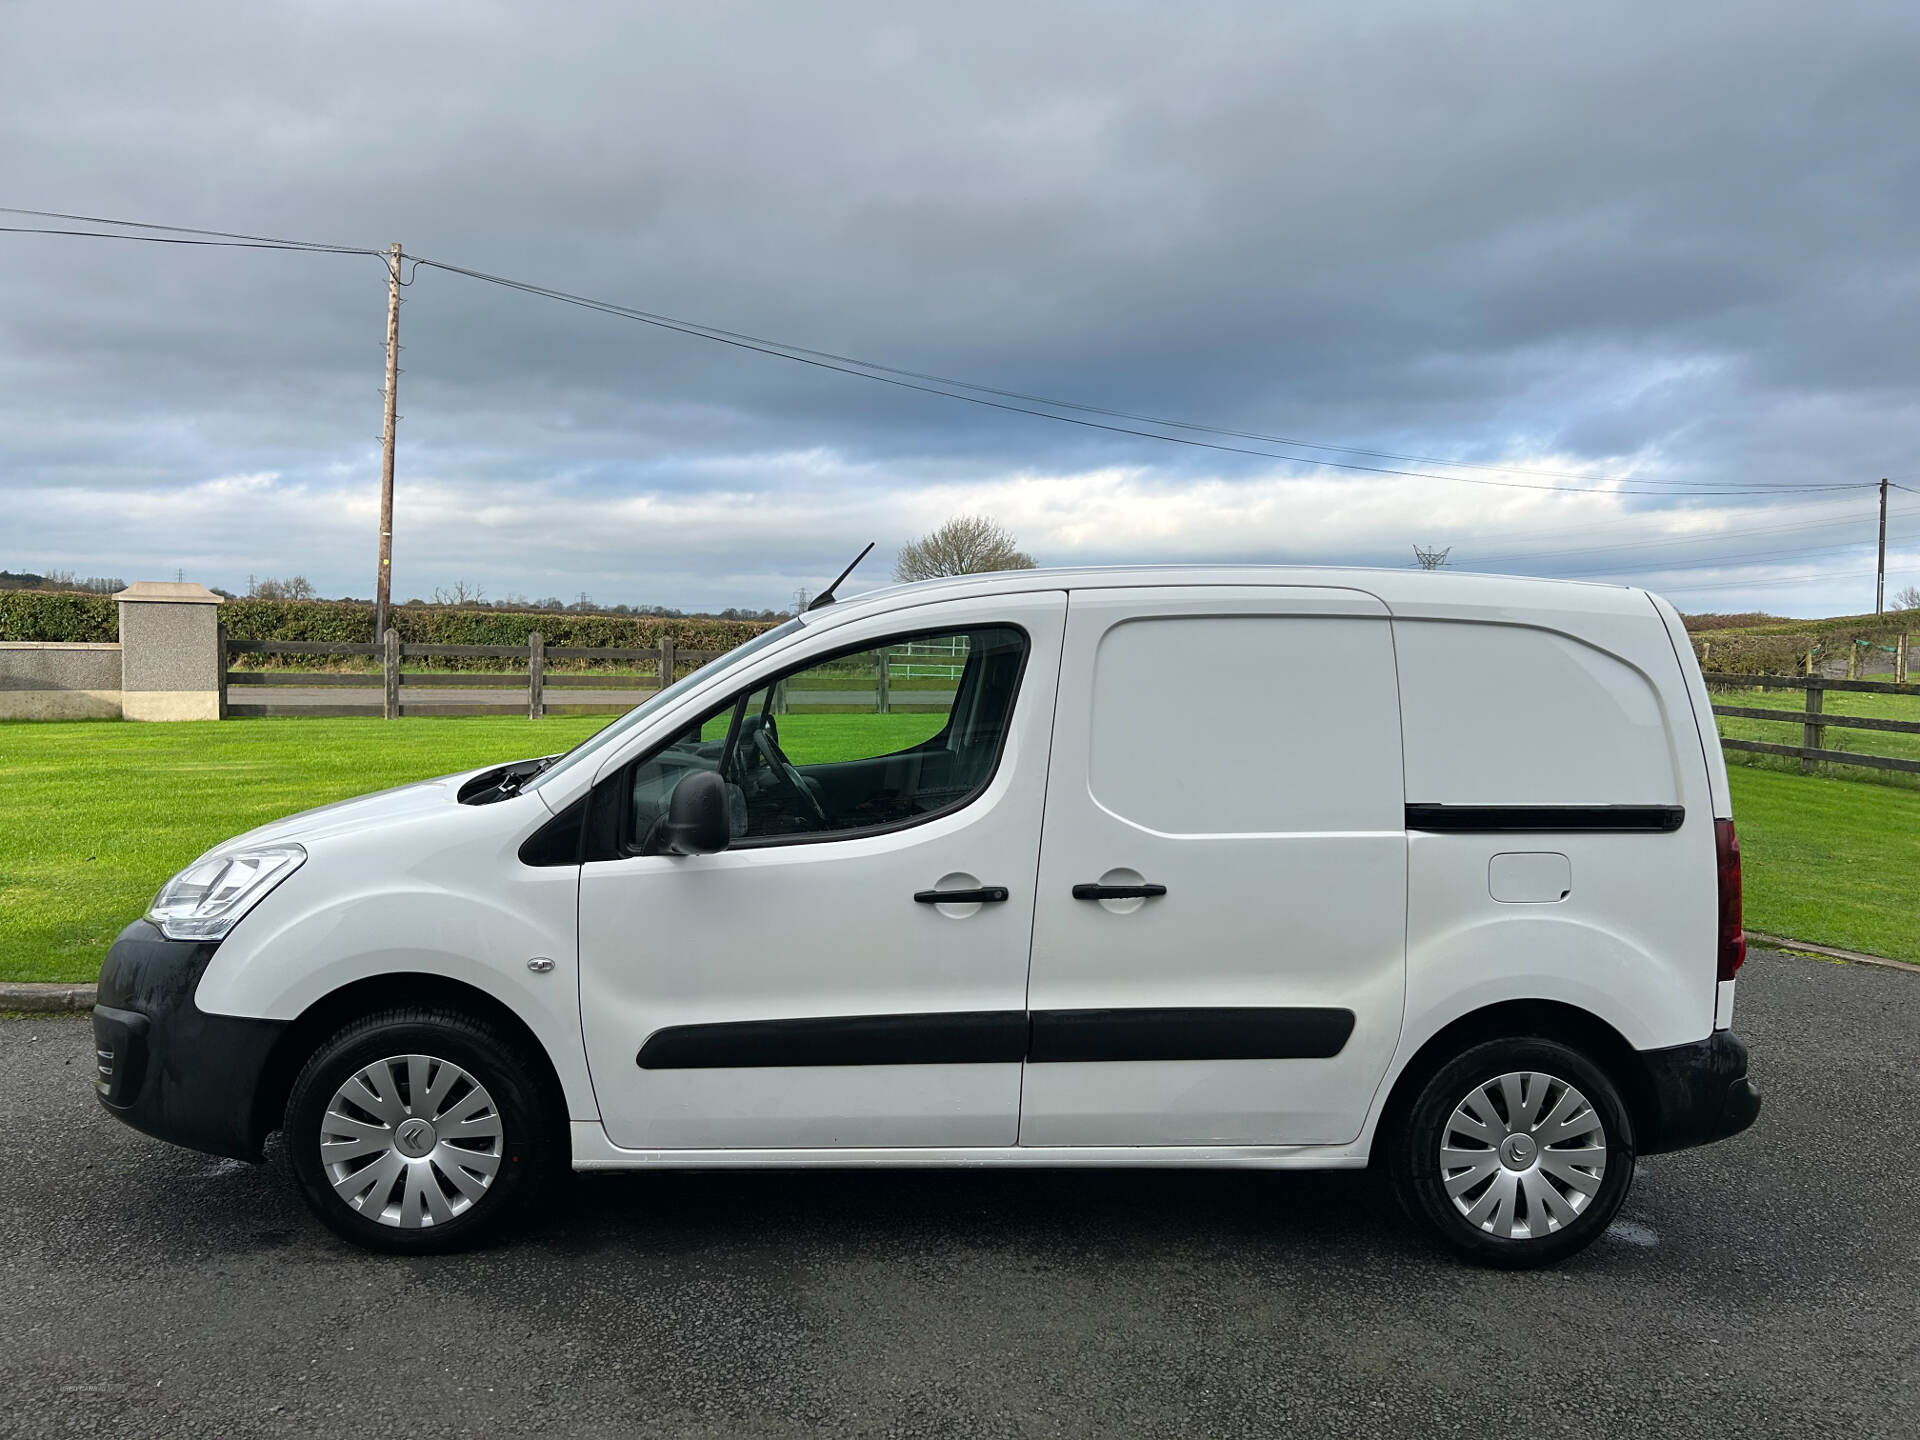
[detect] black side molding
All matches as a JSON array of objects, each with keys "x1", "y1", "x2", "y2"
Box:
[
  {"x1": 1029, "y1": 1007, "x2": 1354, "y2": 1063},
  {"x1": 638, "y1": 1011, "x2": 1028, "y2": 1069},
  {"x1": 1406, "y1": 803, "x2": 1685, "y2": 834},
  {"x1": 637, "y1": 1007, "x2": 1356, "y2": 1068}
]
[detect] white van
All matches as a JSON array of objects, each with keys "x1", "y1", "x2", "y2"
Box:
[{"x1": 94, "y1": 566, "x2": 1758, "y2": 1266}]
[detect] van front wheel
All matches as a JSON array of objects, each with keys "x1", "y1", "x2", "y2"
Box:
[
  {"x1": 1389, "y1": 1038, "x2": 1635, "y2": 1268},
  {"x1": 284, "y1": 1006, "x2": 556, "y2": 1253}
]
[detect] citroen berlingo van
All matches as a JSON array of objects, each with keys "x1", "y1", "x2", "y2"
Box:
[{"x1": 93, "y1": 566, "x2": 1759, "y2": 1266}]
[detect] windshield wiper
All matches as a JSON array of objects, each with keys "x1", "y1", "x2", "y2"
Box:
[
  {"x1": 472, "y1": 754, "x2": 559, "y2": 803},
  {"x1": 498, "y1": 755, "x2": 558, "y2": 793}
]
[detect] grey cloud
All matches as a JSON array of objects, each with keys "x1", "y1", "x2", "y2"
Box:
[{"x1": 3, "y1": 0, "x2": 1919, "y2": 610}]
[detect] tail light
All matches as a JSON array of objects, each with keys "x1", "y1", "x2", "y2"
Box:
[{"x1": 1715, "y1": 818, "x2": 1746, "y2": 982}]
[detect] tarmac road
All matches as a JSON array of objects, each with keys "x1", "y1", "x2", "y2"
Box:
[{"x1": 3, "y1": 948, "x2": 1916, "y2": 1439}]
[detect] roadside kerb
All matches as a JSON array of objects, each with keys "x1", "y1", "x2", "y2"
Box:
[
  {"x1": 0, "y1": 983, "x2": 97, "y2": 1013},
  {"x1": 1749, "y1": 933, "x2": 1920, "y2": 975}
]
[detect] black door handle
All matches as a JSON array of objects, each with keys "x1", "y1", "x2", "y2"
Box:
[
  {"x1": 914, "y1": 886, "x2": 1010, "y2": 904},
  {"x1": 1072, "y1": 882, "x2": 1168, "y2": 901}
]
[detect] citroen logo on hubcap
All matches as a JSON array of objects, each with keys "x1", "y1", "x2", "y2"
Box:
[
  {"x1": 395, "y1": 1117, "x2": 437, "y2": 1158},
  {"x1": 1500, "y1": 1133, "x2": 1537, "y2": 1169}
]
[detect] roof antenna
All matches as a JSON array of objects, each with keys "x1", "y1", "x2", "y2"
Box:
[{"x1": 806, "y1": 541, "x2": 876, "y2": 611}]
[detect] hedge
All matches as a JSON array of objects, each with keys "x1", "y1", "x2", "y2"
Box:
[
  {"x1": 1688, "y1": 611, "x2": 1916, "y2": 675},
  {"x1": 1693, "y1": 632, "x2": 1822, "y2": 675},
  {"x1": 0, "y1": 590, "x2": 777, "y2": 660},
  {"x1": 0, "y1": 591, "x2": 117, "y2": 642}
]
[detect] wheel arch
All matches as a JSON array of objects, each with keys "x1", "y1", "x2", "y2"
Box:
[
  {"x1": 250, "y1": 972, "x2": 573, "y2": 1154},
  {"x1": 1368, "y1": 998, "x2": 1656, "y2": 1165}
]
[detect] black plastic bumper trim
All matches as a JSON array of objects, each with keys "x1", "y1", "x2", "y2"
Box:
[
  {"x1": 90, "y1": 1004, "x2": 149, "y2": 1106},
  {"x1": 1635, "y1": 1029, "x2": 1761, "y2": 1155},
  {"x1": 92, "y1": 919, "x2": 288, "y2": 1162}
]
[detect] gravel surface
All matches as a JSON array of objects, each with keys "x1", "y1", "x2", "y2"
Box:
[{"x1": 2, "y1": 948, "x2": 1915, "y2": 1438}]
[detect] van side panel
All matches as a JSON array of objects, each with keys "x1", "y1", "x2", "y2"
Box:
[
  {"x1": 1392, "y1": 613, "x2": 1718, "y2": 1056},
  {"x1": 1647, "y1": 591, "x2": 1733, "y2": 819},
  {"x1": 192, "y1": 806, "x2": 602, "y2": 1122},
  {"x1": 1021, "y1": 588, "x2": 1407, "y2": 1147}
]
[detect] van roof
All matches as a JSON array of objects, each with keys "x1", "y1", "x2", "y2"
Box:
[{"x1": 813, "y1": 564, "x2": 1657, "y2": 625}]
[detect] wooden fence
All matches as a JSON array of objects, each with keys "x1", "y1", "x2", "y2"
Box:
[
  {"x1": 1705, "y1": 672, "x2": 1920, "y2": 776},
  {"x1": 219, "y1": 631, "x2": 953, "y2": 720},
  {"x1": 222, "y1": 633, "x2": 1920, "y2": 779},
  {"x1": 222, "y1": 631, "x2": 721, "y2": 719}
]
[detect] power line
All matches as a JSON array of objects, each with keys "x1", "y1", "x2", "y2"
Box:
[
  {"x1": 1, "y1": 208, "x2": 1898, "y2": 503},
  {"x1": 1556, "y1": 533, "x2": 1920, "y2": 581},
  {"x1": 1656, "y1": 569, "x2": 1883, "y2": 594},
  {"x1": 405, "y1": 253, "x2": 1868, "y2": 500},
  {"x1": 1399, "y1": 493, "x2": 1879, "y2": 555},
  {"x1": 0, "y1": 206, "x2": 379, "y2": 255},
  {"x1": 0, "y1": 225, "x2": 376, "y2": 255},
  {"x1": 402, "y1": 255, "x2": 1862, "y2": 494},
  {"x1": 1468, "y1": 501, "x2": 1920, "y2": 569}
]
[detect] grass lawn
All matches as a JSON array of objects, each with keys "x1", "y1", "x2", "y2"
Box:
[
  {"x1": 0, "y1": 712, "x2": 946, "y2": 983},
  {"x1": 1711, "y1": 684, "x2": 1920, "y2": 778},
  {"x1": 4, "y1": 715, "x2": 1916, "y2": 983},
  {"x1": 1723, "y1": 762, "x2": 1920, "y2": 963}
]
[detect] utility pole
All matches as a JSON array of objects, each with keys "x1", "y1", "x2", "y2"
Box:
[
  {"x1": 1876, "y1": 477, "x2": 1889, "y2": 615},
  {"x1": 374, "y1": 241, "x2": 402, "y2": 640}
]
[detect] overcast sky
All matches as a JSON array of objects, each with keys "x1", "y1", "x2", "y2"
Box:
[{"x1": 4, "y1": 0, "x2": 1919, "y2": 615}]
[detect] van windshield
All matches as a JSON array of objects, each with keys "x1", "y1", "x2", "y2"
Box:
[{"x1": 525, "y1": 617, "x2": 806, "y2": 792}]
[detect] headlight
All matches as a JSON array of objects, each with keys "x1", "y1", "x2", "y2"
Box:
[{"x1": 147, "y1": 844, "x2": 307, "y2": 941}]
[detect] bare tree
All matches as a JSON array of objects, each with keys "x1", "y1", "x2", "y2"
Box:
[
  {"x1": 430, "y1": 579, "x2": 486, "y2": 607},
  {"x1": 1893, "y1": 584, "x2": 1920, "y2": 610},
  {"x1": 894, "y1": 515, "x2": 1036, "y2": 583},
  {"x1": 249, "y1": 574, "x2": 317, "y2": 601}
]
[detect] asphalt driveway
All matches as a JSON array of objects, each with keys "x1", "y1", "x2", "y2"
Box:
[{"x1": 2, "y1": 949, "x2": 1916, "y2": 1439}]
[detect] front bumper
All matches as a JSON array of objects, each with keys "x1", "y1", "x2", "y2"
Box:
[
  {"x1": 1636, "y1": 1029, "x2": 1762, "y2": 1155},
  {"x1": 92, "y1": 919, "x2": 287, "y2": 1162}
]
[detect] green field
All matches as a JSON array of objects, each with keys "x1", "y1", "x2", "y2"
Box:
[
  {"x1": 1722, "y1": 765, "x2": 1920, "y2": 962},
  {"x1": 0, "y1": 712, "x2": 944, "y2": 983},
  {"x1": 3, "y1": 715, "x2": 1916, "y2": 983},
  {"x1": 1711, "y1": 684, "x2": 1920, "y2": 783}
]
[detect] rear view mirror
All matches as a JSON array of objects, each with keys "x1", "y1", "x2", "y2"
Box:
[{"x1": 659, "y1": 770, "x2": 732, "y2": 856}]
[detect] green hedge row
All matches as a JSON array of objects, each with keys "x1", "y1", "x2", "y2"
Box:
[
  {"x1": 1689, "y1": 609, "x2": 1915, "y2": 643},
  {"x1": 0, "y1": 590, "x2": 777, "y2": 652},
  {"x1": 1694, "y1": 632, "x2": 1822, "y2": 675},
  {"x1": 1694, "y1": 617, "x2": 1916, "y2": 675},
  {"x1": 0, "y1": 590, "x2": 116, "y2": 642}
]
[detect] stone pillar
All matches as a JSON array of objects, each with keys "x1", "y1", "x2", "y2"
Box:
[{"x1": 115, "y1": 582, "x2": 225, "y2": 721}]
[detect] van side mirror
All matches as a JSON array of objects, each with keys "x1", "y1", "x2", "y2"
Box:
[{"x1": 659, "y1": 770, "x2": 732, "y2": 856}]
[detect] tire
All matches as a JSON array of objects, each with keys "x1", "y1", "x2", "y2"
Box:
[
  {"x1": 1388, "y1": 1037, "x2": 1635, "y2": 1269},
  {"x1": 284, "y1": 1005, "x2": 559, "y2": 1254}
]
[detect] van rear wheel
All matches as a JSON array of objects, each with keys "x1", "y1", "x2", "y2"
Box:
[
  {"x1": 1389, "y1": 1037, "x2": 1635, "y2": 1268},
  {"x1": 284, "y1": 1006, "x2": 557, "y2": 1254}
]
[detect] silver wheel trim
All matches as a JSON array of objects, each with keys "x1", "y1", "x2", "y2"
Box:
[
  {"x1": 1441, "y1": 1070, "x2": 1608, "y2": 1241},
  {"x1": 320, "y1": 1053, "x2": 505, "y2": 1229}
]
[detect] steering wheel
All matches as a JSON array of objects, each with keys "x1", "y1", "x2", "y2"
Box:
[{"x1": 752, "y1": 721, "x2": 830, "y2": 827}]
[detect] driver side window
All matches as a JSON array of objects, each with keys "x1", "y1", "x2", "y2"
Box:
[{"x1": 620, "y1": 625, "x2": 1027, "y2": 852}]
